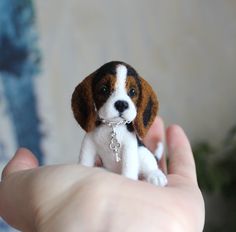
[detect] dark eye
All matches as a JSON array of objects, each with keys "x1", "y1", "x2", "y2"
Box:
[
  {"x1": 99, "y1": 85, "x2": 110, "y2": 95},
  {"x1": 128, "y1": 88, "x2": 136, "y2": 97}
]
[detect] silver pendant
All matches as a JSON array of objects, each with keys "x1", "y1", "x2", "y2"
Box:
[
  {"x1": 109, "y1": 127, "x2": 121, "y2": 162},
  {"x1": 101, "y1": 118, "x2": 130, "y2": 162}
]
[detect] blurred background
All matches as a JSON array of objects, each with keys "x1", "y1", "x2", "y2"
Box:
[{"x1": 0, "y1": 0, "x2": 236, "y2": 231}]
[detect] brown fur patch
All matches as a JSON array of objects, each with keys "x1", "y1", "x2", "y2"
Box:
[
  {"x1": 71, "y1": 73, "x2": 97, "y2": 132},
  {"x1": 93, "y1": 74, "x2": 116, "y2": 110},
  {"x1": 133, "y1": 77, "x2": 159, "y2": 138},
  {"x1": 125, "y1": 76, "x2": 140, "y2": 106}
]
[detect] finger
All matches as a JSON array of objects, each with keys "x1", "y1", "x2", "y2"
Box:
[
  {"x1": 1, "y1": 148, "x2": 39, "y2": 180},
  {"x1": 95, "y1": 157, "x2": 103, "y2": 167},
  {"x1": 143, "y1": 116, "x2": 167, "y2": 173},
  {"x1": 166, "y1": 125, "x2": 197, "y2": 184}
]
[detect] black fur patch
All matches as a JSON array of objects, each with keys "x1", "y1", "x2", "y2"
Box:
[
  {"x1": 143, "y1": 97, "x2": 153, "y2": 127},
  {"x1": 95, "y1": 120, "x2": 102, "y2": 127},
  {"x1": 126, "y1": 65, "x2": 138, "y2": 77},
  {"x1": 126, "y1": 122, "x2": 134, "y2": 132},
  {"x1": 136, "y1": 136, "x2": 145, "y2": 147},
  {"x1": 92, "y1": 62, "x2": 117, "y2": 86},
  {"x1": 92, "y1": 61, "x2": 140, "y2": 86}
]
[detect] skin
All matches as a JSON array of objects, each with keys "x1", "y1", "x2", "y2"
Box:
[{"x1": 0, "y1": 117, "x2": 205, "y2": 232}]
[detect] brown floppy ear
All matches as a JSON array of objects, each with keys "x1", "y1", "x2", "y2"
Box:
[
  {"x1": 71, "y1": 73, "x2": 97, "y2": 132},
  {"x1": 133, "y1": 77, "x2": 159, "y2": 138}
]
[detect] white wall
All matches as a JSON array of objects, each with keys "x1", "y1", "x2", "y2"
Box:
[{"x1": 36, "y1": 0, "x2": 236, "y2": 163}]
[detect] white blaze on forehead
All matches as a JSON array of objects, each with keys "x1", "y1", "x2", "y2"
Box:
[
  {"x1": 98, "y1": 64, "x2": 137, "y2": 121},
  {"x1": 115, "y1": 65, "x2": 127, "y2": 91}
]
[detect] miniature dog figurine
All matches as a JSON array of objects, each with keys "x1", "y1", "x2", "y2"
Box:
[{"x1": 71, "y1": 61, "x2": 167, "y2": 186}]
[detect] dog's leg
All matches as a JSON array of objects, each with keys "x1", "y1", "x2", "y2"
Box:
[
  {"x1": 121, "y1": 139, "x2": 139, "y2": 180},
  {"x1": 139, "y1": 147, "x2": 167, "y2": 186},
  {"x1": 154, "y1": 142, "x2": 164, "y2": 161},
  {"x1": 79, "y1": 134, "x2": 96, "y2": 167}
]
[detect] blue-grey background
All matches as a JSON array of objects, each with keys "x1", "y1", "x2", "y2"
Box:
[{"x1": 0, "y1": 0, "x2": 42, "y2": 230}]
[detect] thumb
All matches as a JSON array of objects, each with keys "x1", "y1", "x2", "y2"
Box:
[
  {"x1": 0, "y1": 148, "x2": 39, "y2": 230},
  {"x1": 167, "y1": 125, "x2": 197, "y2": 184},
  {"x1": 1, "y1": 148, "x2": 39, "y2": 180}
]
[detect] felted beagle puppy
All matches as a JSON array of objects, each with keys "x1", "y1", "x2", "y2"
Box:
[{"x1": 72, "y1": 61, "x2": 167, "y2": 186}]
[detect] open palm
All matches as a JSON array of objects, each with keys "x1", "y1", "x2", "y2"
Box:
[{"x1": 0, "y1": 118, "x2": 205, "y2": 232}]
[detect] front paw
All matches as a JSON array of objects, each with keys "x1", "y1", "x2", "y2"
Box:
[{"x1": 147, "y1": 170, "x2": 168, "y2": 187}]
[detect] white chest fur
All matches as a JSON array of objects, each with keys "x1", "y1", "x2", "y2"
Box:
[{"x1": 91, "y1": 124, "x2": 137, "y2": 173}]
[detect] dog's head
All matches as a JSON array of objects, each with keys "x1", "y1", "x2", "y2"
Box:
[{"x1": 71, "y1": 61, "x2": 159, "y2": 138}]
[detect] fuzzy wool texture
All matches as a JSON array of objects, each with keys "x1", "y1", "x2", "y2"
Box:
[{"x1": 72, "y1": 62, "x2": 167, "y2": 186}]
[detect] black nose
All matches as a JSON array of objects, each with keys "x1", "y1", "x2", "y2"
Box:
[{"x1": 114, "y1": 100, "x2": 129, "y2": 113}]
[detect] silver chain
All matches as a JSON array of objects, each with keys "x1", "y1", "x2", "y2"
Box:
[{"x1": 101, "y1": 118, "x2": 130, "y2": 162}]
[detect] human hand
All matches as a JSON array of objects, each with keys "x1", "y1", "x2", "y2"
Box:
[{"x1": 0, "y1": 118, "x2": 205, "y2": 232}]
